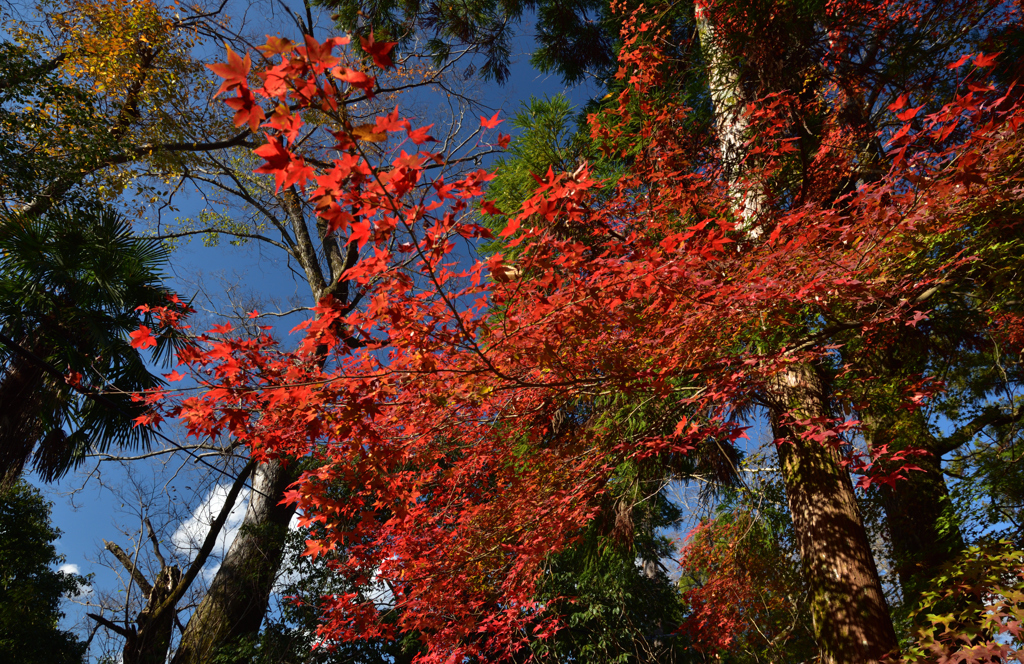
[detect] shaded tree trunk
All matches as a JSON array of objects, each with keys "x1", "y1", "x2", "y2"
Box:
[
  {"x1": 0, "y1": 339, "x2": 50, "y2": 488},
  {"x1": 172, "y1": 459, "x2": 298, "y2": 664},
  {"x1": 697, "y1": 8, "x2": 899, "y2": 661},
  {"x1": 861, "y1": 406, "x2": 964, "y2": 602},
  {"x1": 90, "y1": 541, "x2": 184, "y2": 664},
  {"x1": 769, "y1": 366, "x2": 898, "y2": 664},
  {"x1": 123, "y1": 566, "x2": 183, "y2": 664}
]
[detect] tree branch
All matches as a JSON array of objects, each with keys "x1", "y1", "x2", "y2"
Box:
[
  {"x1": 145, "y1": 517, "x2": 167, "y2": 569},
  {"x1": 936, "y1": 403, "x2": 1024, "y2": 456},
  {"x1": 87, "y1": 612, "x2": 131, "y2": 639},
  {"x1": 153, "y1": 460, "x2": 256, "y2": 617},
  {"x1": 104, "y1": 540, "x2": 153, "y2": 596}
]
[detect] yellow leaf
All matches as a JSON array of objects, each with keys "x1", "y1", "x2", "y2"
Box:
[{"x1": 351, "y1": 123, "x2": 387, "y2": 143}]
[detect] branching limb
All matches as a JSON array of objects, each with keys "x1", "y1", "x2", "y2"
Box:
[
  {"x1": 936, "y1": 402, "x2": 1024, "y2": 456},
  {"x1": 87, "y1": 612, "x2": 131, "y2": 639},
  {"x1": 152, "y1": 460, "x2": 255, "y2": 617},
  {"x1": 103, "y1": 540, "x2": 153, "y2": 597}
]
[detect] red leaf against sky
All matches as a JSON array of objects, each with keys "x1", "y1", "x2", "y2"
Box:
[
  {"x1": 480, "y1": 112, "x2": 502, "y2": 129},
  {"x1": 206, "y1": 46, "x2": 251, "y2": 97},
  {"x1": 129, "y1": 326, "x2": 157, "y2": 350},
  {"x1": 407, "y1": 124, "x2": 436, "y2": 144},
  {"x1": 360, "y1": 31, "x2": 397, "y2": 69}
]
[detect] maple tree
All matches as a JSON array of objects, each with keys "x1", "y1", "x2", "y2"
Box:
[
  {"x1": 117, "y1": 0, "x2": 1024, "y2": 662},
  {"x1": 677, "y1": 487, "x2": 815, "y2": 662},
  {"x1": 2, "y1": 2, "x2": 493, "y2": 660}
]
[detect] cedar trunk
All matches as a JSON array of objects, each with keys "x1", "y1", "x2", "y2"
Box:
[
  {"x1": 171, "y1": 459, "x2": 298, "y2": 664},
  {"x1": 697, "y1": 9, "x2": 899, "y2": 661},
  {"x1": 862, "y1": 407, "x2": 964, "y2": 600},
  {"x1": 769, "y1": 366, "x2": 898, "y2": 664}
]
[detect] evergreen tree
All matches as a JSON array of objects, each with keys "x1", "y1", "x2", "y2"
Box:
[
  {"x1": 0, "y1": 480, "x2": 88, "y2": 664},
  {"x1": 0, "y1": 205, "x2": 186, "y2": 485}
]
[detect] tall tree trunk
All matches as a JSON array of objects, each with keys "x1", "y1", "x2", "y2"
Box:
[
  {"x1": 861, "y1": 406, "x2": 964, "y2": 599},
  {"x1": 696, "y1": 7, "x2": 898, "y2": 661},
  {"x1": 769, "y1": 366, "x2": 898, "y2": 663},
  {"x1": 171, "y1": 459, "x2": 298, "y2": 663}
]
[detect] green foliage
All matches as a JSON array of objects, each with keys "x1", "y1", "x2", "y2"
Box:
[
  {"x1": 529, "y1": 492, "x2": 692, "y2": 663},
  {"x1": 900, "y1": 541, "x2": 1024, "y2": 663},
  {"x1": 0, "y1": 204, "x2": 186, "y2": 482},
  {"x1": 0, "y1": 480, "x2": 88, "y2": 664},
  {"x1": 321, "y1": 0, "x2": 700, "y2": 86},
  {"x1": 0, "y1": 41, "x2": 119, "y2": 211},
  {"x1": 215, "y1": 526, "x2": 419, "y2": 664},
  {"x1": 320, "y1": 0, "x2": 527, "y2": 82},
  {"x1": 484, "y1": 95, "x2": 590, "y2": 211},
  {"x1": 480, "y1": 94, "x2": 623, "y2": 260}
]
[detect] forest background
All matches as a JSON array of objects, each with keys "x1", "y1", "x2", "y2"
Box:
[{"x1": 1, "y1": 0, "x2": 1023, "y2": 662}]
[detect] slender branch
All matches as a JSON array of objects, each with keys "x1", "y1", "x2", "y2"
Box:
[
  {"x1": 152, "y1": 460, "x2": 255, "y2": 617},
  {"x1": 87, "y1": 612, "x2": 131, "y2": 638},
  {"x1": 151, "y1": 227, "x2": 289, "y2": 251},
  {"x1": 144, "y1": 517, "x2": 167, "y2": 569}
]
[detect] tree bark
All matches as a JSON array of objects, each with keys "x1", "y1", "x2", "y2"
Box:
[
  {"x1": 123, "y1": 565, "x2": 183, "y2": 664},
  {"x1": 0, "y1": 351, "x2": 46, "y2": 487},
  {"x1": 769, "y1": 366, "x2": 898, "y2": 664},
  {"x1": 171, "y1": 459, "x2": 298, "y2": 663}
]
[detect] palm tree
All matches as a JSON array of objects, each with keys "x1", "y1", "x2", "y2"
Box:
[{"x1": 0, "y1": 204, "x2": 186, "y2": 486}]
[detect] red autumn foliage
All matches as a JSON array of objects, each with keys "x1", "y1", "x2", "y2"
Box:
[
  {"x1": 678, "y1": 513, "x2": 809, "y2": 657},
  {"x1": 136, "y1": 0, "x2": 1024, "y2": 660}
]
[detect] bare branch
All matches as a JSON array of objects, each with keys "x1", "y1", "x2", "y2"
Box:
[
  {"x1": 103, "y1": 540, "x2": 153, "y2": 597},
  {"x1": 87, "y1": 613, "x2": 131, "y2": 639},
  {"x1": 152, "y1": 460, "x2": 256, "y2": 617},
  {"x1": 144, "y1": 517, "x2": 167, "y2": 569}
]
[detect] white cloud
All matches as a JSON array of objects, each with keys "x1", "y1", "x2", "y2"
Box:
[
  {"x1": 172, "y1": 484, "x2": 250, "y2": 583},
  {"x1": 58, "y1": 563, "x2": 94, "y2": 597}
]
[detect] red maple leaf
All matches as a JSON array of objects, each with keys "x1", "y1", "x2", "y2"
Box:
[
  {"x1": 974, "y1": 52, "x2": 1000, "y2": 67},
  {"x1": 224, "y1": 90, "x2": 265, "y2": 132},
  {"x1": 407, "y1": 124, "x2": 435, "y2": 145},
  {"x1": 480, "y1": 112, "x2": 503, "y2": 129},
  {"x1": 206, "y1": 46, "x2": 251, "y2": 97},
  {"x1": 257, "y1": 35, "x2": 296, "y2": 57},
  {"x1": 302, "y1": 33, "x2": 341, "y2": 70},
  {"x1": 348, "y1": 219, "x2": 372, "y2": 249},
  {"x1": 360, "y1": 32, "x2": 397, "y2": 69},
  {"x1": 333, "y1": 67, "x2": 375, "y2": 92},
  {"x1": 129, "y1": 326, "x2": 158, "y2": 350}
]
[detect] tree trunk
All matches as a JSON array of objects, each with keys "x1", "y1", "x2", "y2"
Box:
[
  {"x1": 697, "y1": 7, "x2": 899, "y2": 660},
  {"x1": 769, "y1": 366, "x2": 899, "y2": 664},
  {"x1": 0, "y1": 339, "x2": 49, "y2": 488},
  {"x1": 171, "y1": 459, "x2": 298, "y2": 664},
  {"x1": 123, "y1": 566, "x2": 183, "y2": 664},
  {"x1": 861, "y1": 407, "x2": 964, "y2": 600}
]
